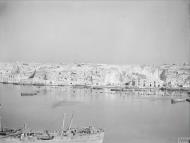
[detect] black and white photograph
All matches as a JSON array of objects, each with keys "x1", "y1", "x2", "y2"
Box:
[{"x1": 0, "y1": 0, "x2": 190, "y2": 143}]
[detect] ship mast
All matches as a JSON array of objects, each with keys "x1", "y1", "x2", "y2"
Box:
[
  {"x1": 0, "y1": 104, "x2": 2, "y2": 131},
  {"x1": 62, "y1": 113, "x2": 65, "y2": 130},
  {"x1": 0, "y1": 115, "x2": 1, "y2": 131},
  {"x1": 67, "y1": 113, "x2": 74, "y2": 130},
  {"x1": 61, "y1": 113, "x2": 65, "y2": 135}
]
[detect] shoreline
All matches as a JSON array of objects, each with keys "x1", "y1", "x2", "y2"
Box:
[{"x1": 1, "y1": 82, "x2": 190, "y2": 92}]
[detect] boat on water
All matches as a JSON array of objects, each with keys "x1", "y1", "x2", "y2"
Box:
[
  {"x1": 186, "y1": 98, "x2": 190, "y2": 102},
  {"x1": 21, "y1": 92, "x2": 38, "y2": 96},
  {"x1": 171, "y1": 98, "x2": 190, "y2": 104},
  {"x1": 0, "y1": 128, "x2": 23, "y2": 136},
  {"x1": 0, "y1": 114, "x2": 104, "y2": 143},
  {"x1": 171, "y1": 98, "x2": 186, "y2": 104}
]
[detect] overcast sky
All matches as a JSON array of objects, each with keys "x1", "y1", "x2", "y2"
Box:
[{"x1": 0, "y1": 0, "x2": 189, "y2": 65}]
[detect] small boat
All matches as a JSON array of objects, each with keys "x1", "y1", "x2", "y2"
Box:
[
  {"x1": 21, "y1": 92, "x2": 37, "y2": 96},
  {"x1": 186, "y1": 98, "x2": 190, "y2": 102},
  {"x1": 92, "y1": 87, "x2": 103, "y2": 90},
  {"x1": 2, "y1": 81, "x2": 8, "y2": 84},
  {"x1": 37, "y1": 130, "x2": 54, "y2": 140},
  {"x1": 110, "y1": 88, "x2": 124, "y2": 91},
  {"x1": 171, "y1": 98, "x2": 186, "y2": 104}
]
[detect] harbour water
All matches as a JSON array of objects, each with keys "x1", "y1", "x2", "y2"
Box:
[{"x1": 0, "y1": 84, "x2": 189, "y2": 143}]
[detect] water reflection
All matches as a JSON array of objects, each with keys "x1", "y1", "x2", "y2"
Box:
[
  {"x1": 52, "y1": 100, "x2": 83, "y2": 109},
  {"x1": 0, "y1": 84, "x2": 189, "y2": 143}
]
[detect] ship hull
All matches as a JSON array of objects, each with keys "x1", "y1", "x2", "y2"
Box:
[{"x1": 0, "y1": 133, "x2": 104, "y2": 143}]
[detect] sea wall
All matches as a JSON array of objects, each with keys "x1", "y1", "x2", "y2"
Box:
[{"x1": 0, "y1": 62, "x2": 190, "y2": 88}]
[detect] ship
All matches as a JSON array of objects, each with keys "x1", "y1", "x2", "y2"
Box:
[{"x1": 0, "y1": 114, "x2": 104, "y2": 143}]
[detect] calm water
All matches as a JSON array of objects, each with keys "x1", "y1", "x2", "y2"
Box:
[{"x1": 0, "y1": 84, "x2": 189, "y2": 143}]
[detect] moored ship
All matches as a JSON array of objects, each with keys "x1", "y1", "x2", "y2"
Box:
[{"x1": 0, "y1": 114, "x2": 104, "y2": 143}]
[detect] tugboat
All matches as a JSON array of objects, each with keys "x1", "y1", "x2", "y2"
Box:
[{"x1": 0, "y1": 114, "x2": 104, "y2": 143}]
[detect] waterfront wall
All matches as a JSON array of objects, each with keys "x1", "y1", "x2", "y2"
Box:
[{"x1": 0, "y1": 62, "x2": 189, "y2": 88}]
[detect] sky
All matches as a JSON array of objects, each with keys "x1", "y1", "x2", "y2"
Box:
[{"x1": 0, "y1": 0, "x2": 189, "y2": 65}]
